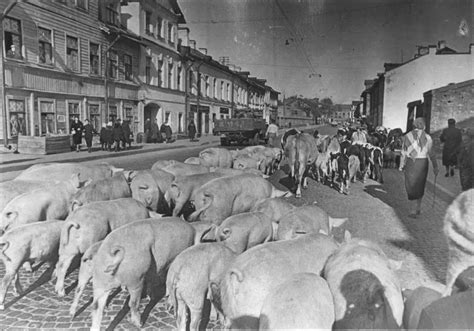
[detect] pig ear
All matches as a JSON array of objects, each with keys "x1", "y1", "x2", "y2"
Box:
[
  {"x1": 5, "y1": 211, "x2": 18, "y2": 221},
  {"x1": 70, "y1": 173, "x2": 81, "y2": 188},
  {"x1": 123, "y1": 170, "x2": 136, "y2": 182},
  {"x1": 388, "y1": 259, "x2": 403, "y2": 271},
  {"x1": 220, "y1": 228, "x2": 232, "y2": 240},
  {"x1": 200, "y1": 225, "x2": 217, "y2": 242}
]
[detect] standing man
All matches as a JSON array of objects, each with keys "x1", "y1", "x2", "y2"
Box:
[
  {"x1": 440, "y1": 118, "x2": 462, "y2": 177},
  {"x1": 144, "y1": 118, "x2": 151, "y2": 143},
  {"x1": 83, "y1": 119, "x2": 94, "y2": 153},
  {"x1": 122, "y1": 119, "x2": 132, "y2": 149},
  {"x1": 112, "y1": 119, "x2": 123, "y2": 152},
  {"x1": 70, "y1": 116, "x2": 83, "y2": 152},
  {"x1": 399, "y1": 117, "x2": 439, "y2": 218},
  {"x1": 265, "y1": 119, "x2": 279, "y2": 147},
  {"x1": 188, "y1": 120, "x2": 197, "y2": 141}
]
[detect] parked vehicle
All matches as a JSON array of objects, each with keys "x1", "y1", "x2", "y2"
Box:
[{"x1": 214, "y1": 118, "x2": 268, "y2": 146}]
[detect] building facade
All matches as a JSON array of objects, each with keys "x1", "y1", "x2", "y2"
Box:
[{"x1": 0, "y1": 0, "x2": 279, "y2": 144}]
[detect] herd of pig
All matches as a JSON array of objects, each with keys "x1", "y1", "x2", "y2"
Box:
[{"x1": 0, "y1": 144, "x2": 471, "y2": 330}]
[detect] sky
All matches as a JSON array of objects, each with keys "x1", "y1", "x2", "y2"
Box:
[{"x1": 178, "y1": 0, "x2": 473, "y2": 104}]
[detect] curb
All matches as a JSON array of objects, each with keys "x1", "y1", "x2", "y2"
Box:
[
  {"x1": 425, "y1": 176, "x2": 457, "y2": 203},
  {"x1": 0, "y1": 139, "x2": 220, "y2": 173}
]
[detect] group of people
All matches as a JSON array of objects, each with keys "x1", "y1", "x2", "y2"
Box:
[
  {"x1": 70, "y1": 117, "x2": 132, "y2": 153},
  {"x1": 144, "y1": 118, "x2": 174, "y2": 144}
]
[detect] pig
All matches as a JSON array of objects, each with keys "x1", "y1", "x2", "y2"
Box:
[
  {"x1": 69, "y1": 240, "x2": 103, "y2": 317},
  {"x1": 403, "y1": 286, "x2": 441, "y2": 330},
  {"x1": 70, "y1": 172, "x2": 131, "y2": 211},
  {"x1": 54, "y1": 198, "x2": 150, "y2": 297},
  {"x1": 250, "y1": 197, "x2": 295, "y2": 223},
  {"x1": 151, "y1": 159, "x2": 210, "y2": 177},
  {"x1": 91, "y1": 217, "x2": 195, "y2": 329},
  {"x1": 189, "y1": 173, "x2": 291, "y2": 225},
  {"x1": 198, "y1": 147, "x2": 233, "y2": 168},
  {"x1": 14, "y1": 162, "x2": 121, "y2": 182},
  {"x1": 203, "y1": 212, "x2": 273, "y2": 254},
  {"x1": 210, "y1": 166, "x2": 267, "y2": 178},
  {"x1": 129, "y1": 168, "x2": 174, "y2": 214},
  {"x1": 258, "y1": 273, "x2": 335, "y2": 330},
  {"x1": 442, "y1": 189, "x2": 474, "y2": 296},
  {"x1": 218, "y1": 233, "x2": 338, "y2": 328},
  {"x1": 323, "y1": 238, "x2": 404, "y2": 329},
  {"x1": 276, "y1": 205, "x2": 348, "y2": 241},
  {"x1": 166, "y1": 243, "x2": 237, "y2": 330},
  {"x1": 164, "y1": 172, "x2": 227, "y2": 218},
  {"x1": 0, "y1": 174, "x2": 82, "y2": 234},
  {"x1": 0, "y1": 180, "x2": 56, "y2": 213},
  {"x1": 0, "y1": 220, "x2": 63, "y2": 309}
]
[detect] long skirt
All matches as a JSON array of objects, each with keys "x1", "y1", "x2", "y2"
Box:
[{"x1": 405, "y1": 158, "x2": 428, "y2": 200}]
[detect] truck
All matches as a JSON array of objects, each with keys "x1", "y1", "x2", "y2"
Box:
[{"x1": 214, "y1": 118, "x2": 268, "y2": 146}]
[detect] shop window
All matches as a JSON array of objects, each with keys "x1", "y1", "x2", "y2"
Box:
[
  {"x1": 66, "y1": 35, "x2": 79, "y2": 71},
  {"x1": 8, "y1": 99, "x2": 27, "y2": 137},
  {"x1": 124, "y1": 54, "x2": 132, "y2": 81},
  {"x1": 68, "y1": 102, "x2": 81, "y2": 126},
  {"x1": 40, "y1": 100, "x2": 55, "y2": 135},
  {"x1": 89, "y1": 42, "x2": 100, "y2": 75},
  {"x1": 4, "y1": 17, "x2": 23, "y2": 60},
  {"x1": 38, "y1": 27, "x2": 52, "y2": 65},
  {"x1": 145, "y1": 56, "x2": 152, "y2": 84},
  {"x1": 109, "y1": 50, "x2": 118, "y2": 79},
  {"x1": 89, "y1": 104, "x2": 101, "y2": 130}
]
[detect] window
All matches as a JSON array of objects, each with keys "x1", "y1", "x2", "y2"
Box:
[
  {"x1": 76, "y1": 0, "x2": 87, "y2": 10},
  {"x1": 221, "y1": 81, "x2": 225, "y2": 100},
  {"x1": 197, "y1": 73, "x2": 201, "y2": 96},
  {"x1": 145, "y1": 11, "x2": 153, "y2": 36},
  {"x1": 178, "y1": 113, "x2": 183, "y2": 133},
  {"x1": 109, "y1": 50, "x2": 118, "y2": 79},
  {"x1": 158, "y1": 59, "x2": 164, "y2": 87},
  {"x1": 156, "y1": 17, "x2": 162, "y2": 38},
  {"x1": 213, "y1": 79, "x2": 217, "y2": 98},
  {"x1": 68, "y1": 102, "x2": 80, "y2": 126},
  {"x1": 89, "y1": 42, "x2": 100, "y2": 75},
  {"x1": 168, "y1": 23, "x2": 173, "y2": 42},
  {"x1": 227, "y1": 83, "x2": 231, "y2": 101},
  {"x1": 168, "y1": 61, "x2": 173, "y2": 89},
  {"x1": 205, "y1": 76, "x2": 210, "y2": 97},
  {"x1": 66, "y1": 35, "x2": 79, "y2": 71},
  {"x1": 4, "y1": 17, "x2": 22, "y2": 60},
  {"x1": 8, "y1": 99, "x2": 27, "y2": 137},
  {"x1": 189, "y1": 69, "x2": 194, "y2": 94},
  {"x1": 104, "y1": 3, "x2": 119, "y2": 26},
  {"x1": 108, "y1": 105, "x2": 117, "y2": 122},
  {"x1": 177, "y1": 65, "x2": 182, "y2": 91},
  {"x1": 124, "y1": 54, "x2": 132, "y2": 81},
  {"x1": 38, "y1": 27, "x2": 52, "y2": 65},
  {"x1": 145, "y1": 56, "x2": 152, "y2": 84},
  {"x1": 88, "y1": 104, "x2": 101, "y2": 130},
  {"x1": 39, "y1": 100, "x2": 55, "y2": 135}
]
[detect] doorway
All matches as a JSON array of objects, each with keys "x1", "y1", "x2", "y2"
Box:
[{"x1": 144, "y1": 103, "x2": 162, "y2": 128}]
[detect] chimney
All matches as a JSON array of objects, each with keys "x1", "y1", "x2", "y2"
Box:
[
  {"x1": 437, "y1": 40, "x2": 446, "y2": 51},
  {"x1": 198, "y1": 47, "x2": 207, "y2": 55},
  {"x1": 178, "y1": 27, "x2": 189, "y2": 47},
  {"x1": 189, "y1": 40, "x2": 196, "y2": 49}
]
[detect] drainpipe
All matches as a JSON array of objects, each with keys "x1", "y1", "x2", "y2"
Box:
[
  {"x1": 1, "y1": 0, "x2": 20, "y2": 148},
  {"x1": 104, "y1": 33, "x2": 121, "y2": 122}
]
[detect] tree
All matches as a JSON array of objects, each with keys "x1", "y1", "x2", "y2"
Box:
[{"x1": 320, "y1": 97, "x2": 333, "y2": 106}]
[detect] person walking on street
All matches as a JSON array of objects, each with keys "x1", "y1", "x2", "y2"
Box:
[
  {"x1": 112, "y1": 119, "x2": 123, "y2": 152},
  {"x1": 188, "y1": 120, "x2": 197, "y2": 141},
  {"x1": 105, "y1": 121, "x2": 114, "y2": 151},
  {"x1": 162, "y1": 120, "x2": 173, "y2": 143},
  {"x1": 70, "y1": 116, "x2": 83, "y2": 152},
  {"x1": 440, "y1": 118, "x2": 462, "y2": 177},
  {"x1": 151, "y1": 119, "x2": 160, "y2": 143},
  {"x1": 458, "y1": 128, "x2": 474, "y2": 191},
  {"x1": 144, "y1": 118, "x2": 151, "y2": 143},
  {"x1": 83, "y1": 119, "x2": 95, "y2": 153},
  {"x1": 266, "y1": 120, "x2": 279, "y2": 147},
  {"x1": 399, "y1": 117, "x2": 439, "y2": 218},
  {"x1": 99, "y1": 123, "x2": 107, "y2": 151},
  {"x1": 121, "y1": 119, "x2": 132, "y2": 149}
]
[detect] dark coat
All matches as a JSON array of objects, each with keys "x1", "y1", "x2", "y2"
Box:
[
  {"x1": 164, "y1": 124, "x2": 172, "y2": 139},
  {"x1": 113, "y1": 123, "x2": 123, "y2": 141},
  {"x1": 105, "y1": 125, "x2": 114, "y2": 144},
  {"x1": 70, "y1": 120, "x2": 84, "y2": 145},
  {"x1": 440, "y1": 125, "x2": 462, "y2": 166},
  {"x1": 100, "y1": 127, "x2": 107, "y2": 144},
  {"x1": 122, "y1": 121, "x2": 131, "y2": 142},
  {"x1": 84, "y1": 123, "x2": 94, "y2": 146},
  {"x1": 188, "y1": 122, "x2": 197, "y2": 138},
  {"x1": 151, "y1": 122, "x2": 160, "y2": 140},
  {"x1": 458, "y1": 139, "x2": 474, "y2": 191}
]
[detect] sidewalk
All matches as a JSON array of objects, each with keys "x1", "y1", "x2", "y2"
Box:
[{"x1": 425, "y1": 158, "x2": 463, "y2": 202}]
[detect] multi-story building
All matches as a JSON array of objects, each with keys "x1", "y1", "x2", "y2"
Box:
[
  {"x1": 361, "y1": 42, "x2": 474, "y2": 131},
  {"x1": 0, "y1": 0, "x2": 279, "y2": 145}
]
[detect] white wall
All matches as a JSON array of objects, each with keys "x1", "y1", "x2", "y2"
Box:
[{"x1": 383, "y1": 47, "x2": 474, "y2": 130}]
